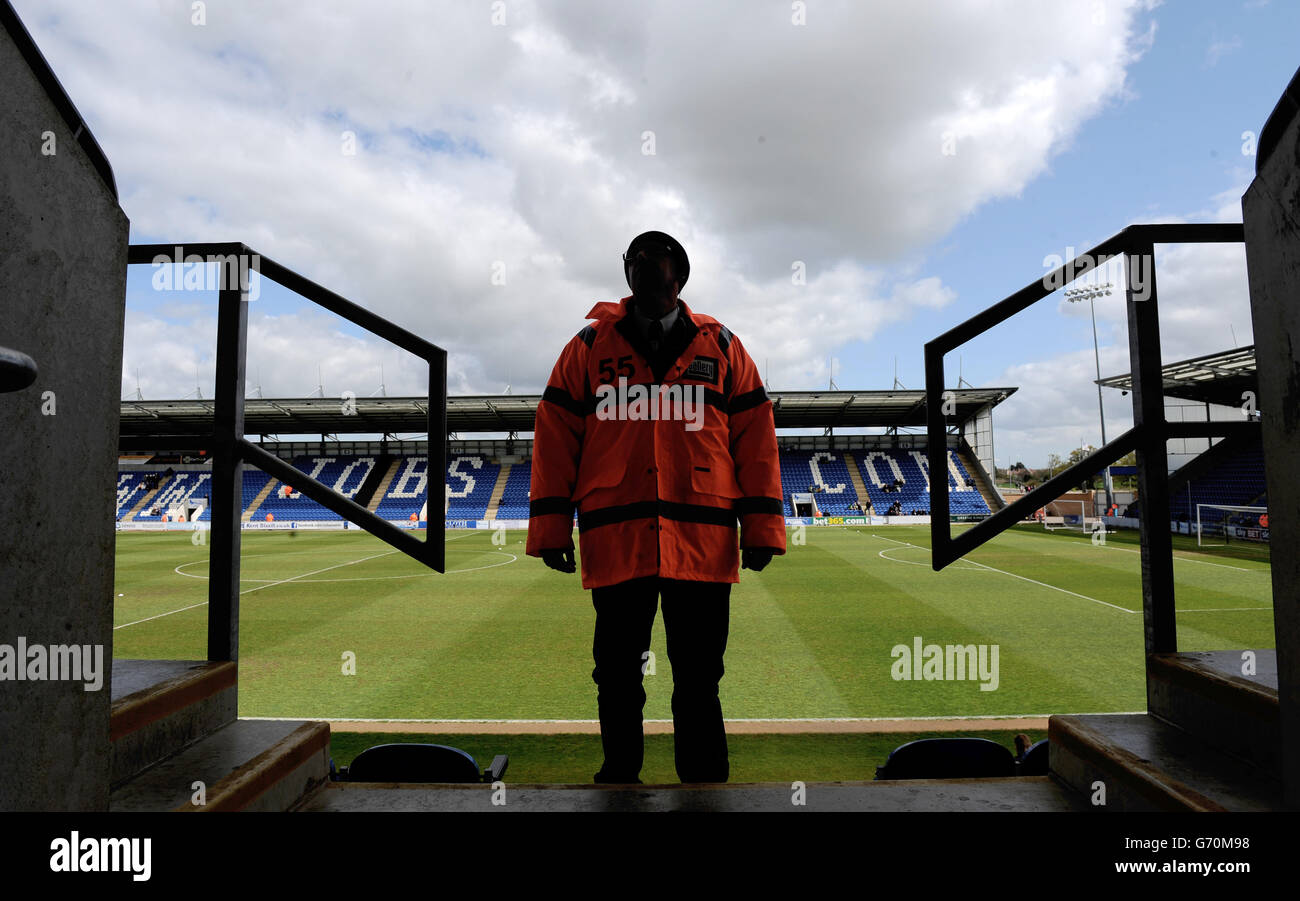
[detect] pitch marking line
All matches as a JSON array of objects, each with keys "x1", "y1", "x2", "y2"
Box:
[
  {"x1": 870, "y1": 533, "x2": 1138, "y2": 614},
  {"x1": 171, "y1": 530, "x2": 508, "y2": 582},
  {"x1": 119, "y1": 551, "x2": 400, "y2": 629},
  {"x1": 120, "y1": 534, "x2": 497, "y2": 630},
  {"x1": 876, "y1": 546, "x2": 989, "y2": 571},
  {"x1": 1099, "y1": 543, "x2": 1253, "y2": 572},
  {"x1": 237, "y1": 551, "x2": 400, "y2": 595},
  {"x1": 113, "y1": 601, "x2": 209, "y2": 630}
]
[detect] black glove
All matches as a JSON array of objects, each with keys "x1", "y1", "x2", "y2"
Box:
[
  {"x1": 541, "y1": 548, "x2": 576, "y2": 573},
  {"x1": 741, "y1": 547, "x2": 776, "y2": 572}
]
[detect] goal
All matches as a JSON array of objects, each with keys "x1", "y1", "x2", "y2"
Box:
[
  {"x1": 1043, "y1": 499, "x2": 1098, "y2": 533},
  {"x1": 1196, "y1": 504, "x2": 1269, "y2": 547}
]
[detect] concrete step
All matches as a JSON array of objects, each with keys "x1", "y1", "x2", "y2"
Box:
[
  {"x1": 296, "y1": 775, "x2": 1087, "y2": 812},
  {"x1": 957, "y1": 447, "x2": 1004, "y2": 512},
  {"x1": 484, "y1": 462, "x2": 511, "y2": 521},
  {"x1": 111, "y1": 719, "x2": 330, "y2": 812},
  {"x1": 242, "y1": 475, "x2": 278, "y2": 521},
  {"x1": 1049, "y1": 713, "x2": 1284, "y2": 811},
  {"x1": 841, "y1": 452, "x2": 871, "y2": 512},
  {"x1": 122, "y1": 483, "x2": 162, "y2": 521},
  {"x1": 1147, "y1": 650, "x2": 1279, "y2": 778},
  {"x1": 367, "y1": 459, "x2": 402, "y2": 513},
  {"x1": 110, "y1": 659, "x2": 237, "y2": 787}
]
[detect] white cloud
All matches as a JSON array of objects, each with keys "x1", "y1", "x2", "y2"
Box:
[
  {"x1": 15, "y1": 0, "x2": 1156, "y2": 399},
  {"x1": 981, "y1": 182, "x2": 1253, "y2": 467},
  {"x1": 1206, "y1": 35, "x2": 1242, "y2": 67}
]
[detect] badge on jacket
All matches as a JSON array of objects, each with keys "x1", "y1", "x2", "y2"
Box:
[{"x1": 683, "y1": 355, "x2": 718, "y2": 384}]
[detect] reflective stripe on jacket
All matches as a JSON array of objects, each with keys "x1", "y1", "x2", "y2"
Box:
[{"x1": 526, "y1": 295, "x2": 786, "y2": 589}]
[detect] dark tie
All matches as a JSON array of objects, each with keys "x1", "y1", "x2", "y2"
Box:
[{"x1": 647, "y1": 319, "x2": 664, "y2": 350}]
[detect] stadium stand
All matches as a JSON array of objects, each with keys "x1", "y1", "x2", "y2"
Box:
[
  {"x1": 1166, "y1": 435, "x2": 1268, "y2": 523},
  {"x1": 852, "y1": 448, "x2": 990, "y2": 517},
  {"x1": 778, "y1": 450, "x2": 860, "y2": 515},
  {"x1": 195, "y1": 469, "x2": 272, "y2": 521},
  {"x1": 442, "y1": 454, "x2": 498, "y2": 520},
  {"x1": 494, "y1": 460, "x2": 532, "y2": 520},
  {"x1": 115, "y1": 469, "x2": 164, "y2": 518},
  {"x1": 131, "y1": 471, "x2": 211, "y2": 521},
  {"x1": 370, "y1": 454, "x2": 498, "y2": 521},
  {"x1": 255, "y1": 456, "x2": 376, "y2": 521},
  {"x1": 118, "y1": 447, "x2": 997, "y2": 523}
]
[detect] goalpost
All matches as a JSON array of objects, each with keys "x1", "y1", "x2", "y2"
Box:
[
  {"x1": 1043, "y1": 499, "x2": 1098, "y2": 533},
  {"x1": 1196, "y1": 504, "x2": 1269, "y2": 547}
]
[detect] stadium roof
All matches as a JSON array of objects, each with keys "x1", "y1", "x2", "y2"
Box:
[
  {"x1": 119, "y1": 387, "x2": 1017, "y2": 440},
  {"x1": 1097, "y1": 345, "x2": 1256, "y2": 407}
]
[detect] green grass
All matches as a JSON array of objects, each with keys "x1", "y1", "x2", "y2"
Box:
[
  {"x1": 325, "y1": 730, "x2": 1048, "y2": 783},
  {"x1": 112, "y1": 524, "x2": 1274, "y2": 722}
]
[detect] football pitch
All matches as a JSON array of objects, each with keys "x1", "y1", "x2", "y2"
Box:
[{"x1": 112, "y1": 524, "x2": 1275, "y2": 724}]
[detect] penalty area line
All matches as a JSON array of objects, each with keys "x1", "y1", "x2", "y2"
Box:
[{"x1": 869, "y1": 533, "x2": 1138, "y2": 614}]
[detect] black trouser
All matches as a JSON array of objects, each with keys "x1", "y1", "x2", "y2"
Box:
[{"x1": 591, "y1": 576, "x2": 731, "y2": 784}]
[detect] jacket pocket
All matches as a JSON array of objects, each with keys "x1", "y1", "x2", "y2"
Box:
[{"x1": 689, "y1": 462, "x2": 742, "y2": 499}]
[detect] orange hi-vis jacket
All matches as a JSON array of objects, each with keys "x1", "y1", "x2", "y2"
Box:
[{"x1": 526, "y1": 295, "x2": 786, "y2": 589}]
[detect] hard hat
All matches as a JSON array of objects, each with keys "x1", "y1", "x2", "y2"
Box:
[{"x1": 623, "y1": 231, "x2": 689, "y2": 291}]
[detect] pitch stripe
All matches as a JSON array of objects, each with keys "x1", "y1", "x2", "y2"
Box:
[
  {"x1": 1176, "y1": 606, "x2": 1273, "y2": 613},
  {"x1": 122, "y1": 534, "x2": 483, "y2": 629},
  {"x1": 1099, "y1": 543, "x2": 1254, "y2": 572},
  {"x1": 870, "y1": 533, "x2": 1138, "y2": 614},
  {"x1": 237, "y1": 551, "x2": 400, "y2": 595},
  {"x1": 118, "y1": 551, "x2": 399, "y2": 629},
  {"x1": 114, "y1": 601, "x2": 209, "y2": 630}
]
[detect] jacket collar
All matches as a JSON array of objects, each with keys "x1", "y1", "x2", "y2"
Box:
[
  {"x1": 585, "y1": 294, "x2": 699, "y2": 327},
  {"x1": 587, "y1": 296, "x2": 700, "y2": 382}
]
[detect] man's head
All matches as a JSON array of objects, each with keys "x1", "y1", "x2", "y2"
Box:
[{"x1": 624, "y1": 231, "x2": 689, "y2": 317}]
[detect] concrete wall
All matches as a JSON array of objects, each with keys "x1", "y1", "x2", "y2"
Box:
[
  {"x1": 1241, "y1": 66, "x2": 1300, "y2": 810},
  {"x1": 0, "y1": 24, "x2": 129, "y2": 809}
]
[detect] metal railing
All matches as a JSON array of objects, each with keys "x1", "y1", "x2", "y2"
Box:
[
  {"x1": 925, "y1": 223, "x2": 1257, "y2": 655},
  {"x1": 126, "y1": 242, "x2": 447, "y2": 661}
]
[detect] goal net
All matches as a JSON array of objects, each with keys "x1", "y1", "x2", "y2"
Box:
[
  {"x1": 1043, "y1": 498, "x2": 1098, "y2": 532},
  {"x1": 1196, "y1": 504, "x2": 1269, "y2": 547}
]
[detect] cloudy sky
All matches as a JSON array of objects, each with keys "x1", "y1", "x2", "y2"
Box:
[{"x1": 16, "y1": 0, "x2": 1298, "y2": 465}]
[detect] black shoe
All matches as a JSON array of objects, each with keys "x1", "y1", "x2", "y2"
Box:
[{"x1": 594, "y1": 770, "x2": 643, "y2": 785}]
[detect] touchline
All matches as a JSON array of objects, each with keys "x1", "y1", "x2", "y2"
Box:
[{"x1": 0, "y1": 637, "x2": 104, "y2": 691}]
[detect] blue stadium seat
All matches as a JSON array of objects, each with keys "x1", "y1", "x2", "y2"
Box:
[
  {"x1": 257, "y1": 456, "x2": 376, "y2": 521},
  {"x1": 495, "y1": 461, "x2": 532, "y2": 519},
  {"x1": 377, "y1": 454, "x2": 500, "y2": 522},
  {"x1": 875, "y1": 737, "x2": 1016, "y2": 779},
  {"x1": 336, "y1": 743, "x2": 508, "y2": 784}
]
